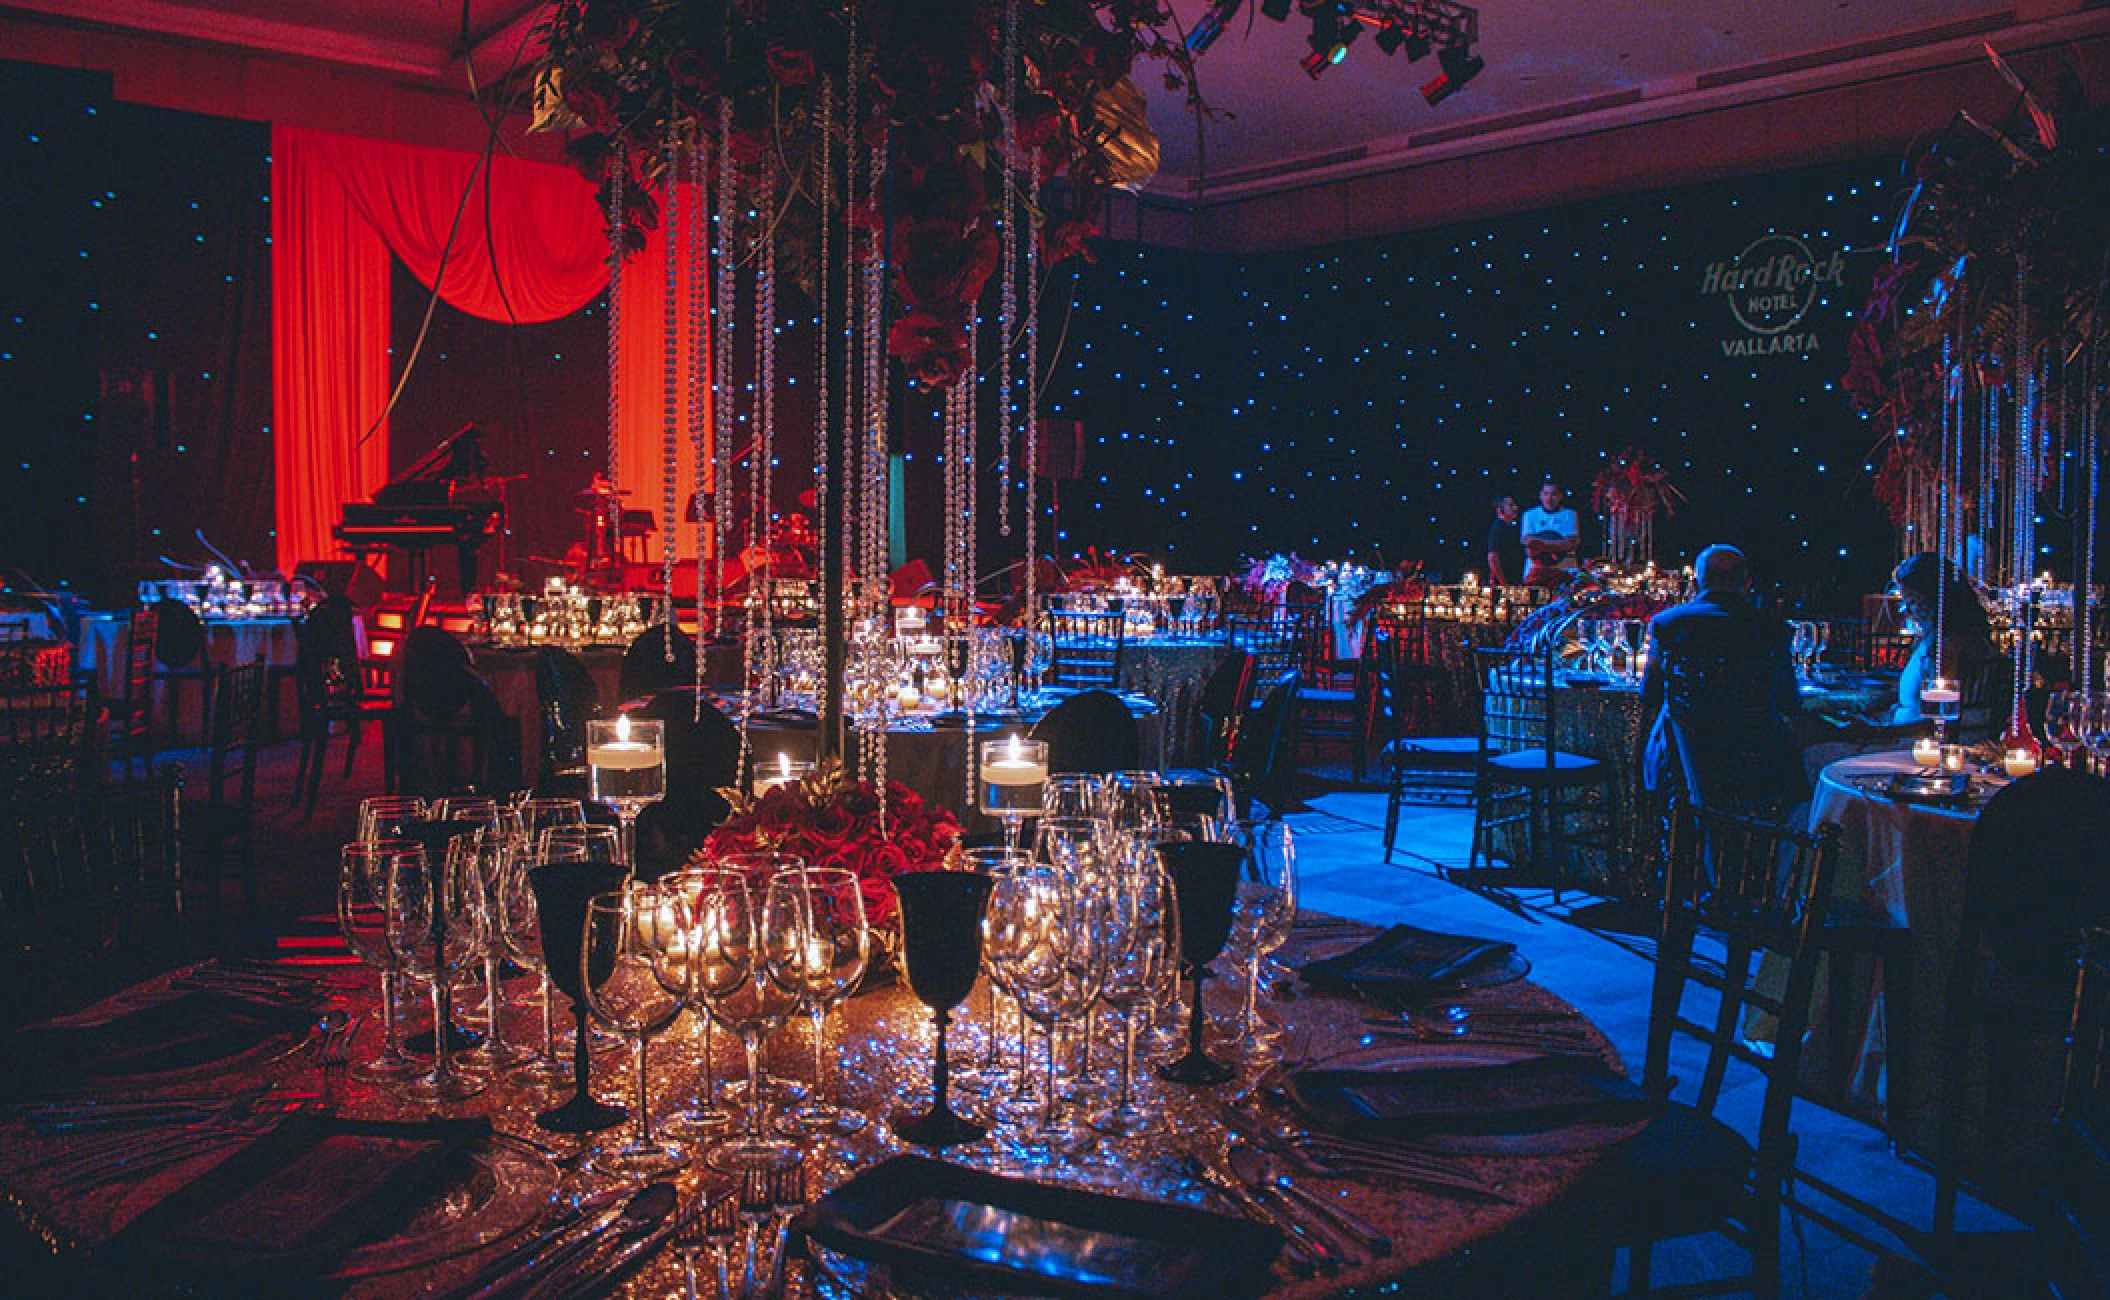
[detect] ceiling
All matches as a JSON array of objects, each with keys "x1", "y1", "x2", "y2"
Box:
[{"x1": 3, "y1": 0, "x2": 2080, "y2": 192}]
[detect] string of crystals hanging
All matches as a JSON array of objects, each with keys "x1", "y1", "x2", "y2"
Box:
[
  {"x1": 659, "y1": 127, "x2": 683, "y2": 662},
  {"x1": 689, "y1": 138, "x2": 711, "y2": 720}
]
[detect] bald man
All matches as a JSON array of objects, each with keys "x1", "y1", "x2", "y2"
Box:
[{"x1": 1637, "y1": 545, "x2": 1807, "y2": 812}]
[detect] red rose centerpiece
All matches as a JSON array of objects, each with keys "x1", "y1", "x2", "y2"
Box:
[{"x1": 692, "y1": 763, "x2": 960, "y2": 931}]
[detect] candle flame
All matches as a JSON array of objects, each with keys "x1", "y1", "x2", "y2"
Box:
[
  {"x1": 616, "y1": 713, "x2": 631, "y2": 743},
  {"x1": 1007, "y1": 733, "x2": 1022, "y2": 761},
  {"x1": 778, "y1": 752, "x2": 792, "y2": 778}
]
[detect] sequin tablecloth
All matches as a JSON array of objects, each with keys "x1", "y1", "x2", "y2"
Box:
[
  {"x1": 1118, "y1": 637, "x2": 1231, "y2": 767},
  {"x1": 0, "y1": 918, "x2": 1631, "y2": 1298}
]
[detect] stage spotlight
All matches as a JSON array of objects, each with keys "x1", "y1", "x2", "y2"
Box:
[
  {"x1": 1404, "y1": 31, "x2": 1431, "y2": 61},
  {"x1": 1185, "y1": 0, "x2": 1243, "y2": 53},
  {"x1": 1303, "y1": 20, "x2": 1360, "y2": 76},
  {"x1": 1374, "y1": 22, "x2": 1404, "y2": 54},
  {"x1": 1420, "y1": 42, "x2": 1483, "y2": 104},
  {"x1": 1260, "y1": 0, "x2": 1292, "y2": 21}
]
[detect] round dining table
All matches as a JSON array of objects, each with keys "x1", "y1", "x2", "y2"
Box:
[
  {"x1": 1796, "y1": 748, "x2": 2003, "y2": 1149},
  {"x1": 466, "y1": 640, "x2": 745, "y2": 786},
  {"x1": 74, "y1": 612, "x2": 302, "y2": 740},
  {"x1": 0, "y1": 913, "x2": 1633, "y2": 1298}
]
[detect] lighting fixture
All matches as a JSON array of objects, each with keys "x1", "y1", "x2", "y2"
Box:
[
  {"x1": 1260, "y1": 0, "x2": 1292, "y2": 20},
  {"x1": 1420, "y1": 42, "x2": 1484, "y2": 104},
  {"x1": 1186, "y1": 0, "x2": 1244, "y2": 53}
]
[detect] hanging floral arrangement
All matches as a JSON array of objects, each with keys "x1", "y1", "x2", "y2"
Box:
[
  {"x1": 533, "y1": 0, "x2": 1195, "y2": 388},
  {"x1": 1590, "y1": 447, "x2": 1682, "y2": 566}
]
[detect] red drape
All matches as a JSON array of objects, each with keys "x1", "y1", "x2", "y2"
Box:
[
  {"x1": 270, "y1": 125, "x2": 712, "y2": 573},
  {"x1": 271, "y1": 126, "x2": 392, "y2": 575}
]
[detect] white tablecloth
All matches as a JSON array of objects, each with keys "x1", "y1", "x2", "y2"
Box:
[
  {"x1": 1803, "y1": 749, "x2": 1993, "y2": 1146},
  {"x1": 76, "y1": 614, "x2": 301, "y2": 739}
]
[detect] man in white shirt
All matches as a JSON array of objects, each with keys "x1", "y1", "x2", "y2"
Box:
[{"x1": 1520, "y1": 479, "x2": 1580, "y2": 586}]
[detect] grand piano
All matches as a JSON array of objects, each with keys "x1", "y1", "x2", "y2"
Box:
[{"x1": 334, "y1": 423, "x2": 503, "y2": 594}]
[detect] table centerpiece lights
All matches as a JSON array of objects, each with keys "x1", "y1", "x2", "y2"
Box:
[
  {"x1": 587, "y1": 714, "x2": 664, "y2": 874},
  {"x1": 978, "y1": 736, "x2": 1048, "y2": 852}
]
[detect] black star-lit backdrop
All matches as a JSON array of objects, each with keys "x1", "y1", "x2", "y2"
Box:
[{"x1": 1048, "y1": 157, "x2": 1905, "y2": 606}]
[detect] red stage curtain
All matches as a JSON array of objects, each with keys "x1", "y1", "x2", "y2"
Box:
[
  {"x1": 271, "y1": 125, "x2": 392, "y2": 575},
  {"x1": 269, "y1": 125, "x2": 711, "y2": 574}
]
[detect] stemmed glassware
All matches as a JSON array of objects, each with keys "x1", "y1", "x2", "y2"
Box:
[
  {"x1": 587, "y1": 715, "x2": 665, "y2": 873},
  {"x1": 1041, "y1": 773, "x2": 1105, "y2": 821},
  {"x1": 358, "y1": 795, "x2": 428, "y2": 845},
  {"x1": 982, "y1": 862, "x2": 1071, "y2": 1153},
  {"x1": 1103, "y1": 771, "x2": 1164, "y2": 832},
  {"x1": 987, "y1": 862, "x2": 1106, "y2": 1158},
  {"x1": 979, "y1": 736, "x2": 1048, "y2": 852},
  {"x1": 1224, "y1": 823, "x2": 1297, "y2": 1061},
  {"x1": 338, "y1": 840, "x2": 422, "y2": 1081},
  {"x1": 579, "y1": 884, "x2": 690, "y2": 1176},
  {"x1": 527, "y1": 858, "x2": 630, "y2": 1133},
  {"x1": 891, "y1": 870, "x2": 997, "y2": 1149},
  {"x1": 1155, "y1": 840, "x2": 1245, "y2": 1087},
  {"x1": 767, "y1": 867, "x2": 871, "y2": 1136},
  {"x1": 689, "y1": 874, "x2": 804, "y2": 1173},
  {"x1": 1093, "y1": 858, "x2": 1173, "y2": 1137},
  {"x1": 660, "y1": 867, "x2": 739, "y2": 1137},
  {"x1": 542, "y1": 823, "x2": 622, "y2": 867},
  {"x1": 953, "y1": 847, "x2": 1031, "y2": 1093},
  {"x1": 452, "y1": 826, "x2": 533, "y2": 1071},
  {"x1": 498, "y1": 836, "x2": 578, "y2": 1089},
  {"x1": 385, "y1": 843, "x2": 488, "y2": 1103}
]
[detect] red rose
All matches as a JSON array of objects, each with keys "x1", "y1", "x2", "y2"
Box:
[{"x1": 765, "y1": 45, "x2": 816, "y2": 88}]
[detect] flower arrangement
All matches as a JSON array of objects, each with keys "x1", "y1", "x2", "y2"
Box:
[
  {"x1": 1062, "y1": 546, "x2": 1146, "y2": 591},
  {"x1": 533, "y1": 0, "x2": 1198, "y2": 388},
  {"x1": 1590, "y1": 447, "x2": 1682, "y2": 566},
  {"x1": 695, "y1": 761, "x2": 961, "y2": 926},
  {"x1": 1237, "y1": 552, "x2": 1318, "y2": 602}
]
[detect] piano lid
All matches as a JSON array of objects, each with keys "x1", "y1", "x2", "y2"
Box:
[{"x1": 374, "y1": 422, "x2": 490, "y2": 507}]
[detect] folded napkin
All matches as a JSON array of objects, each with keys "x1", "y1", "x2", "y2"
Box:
[
  {"x1": 1287, "y1": 1056, "x2": 1643, "y2": 1136},
  {"x1": 14, "y1": 989, "x2": 315, "y2": 1083},
  {"x1": 753, "y1": 707, "x2": 820, "y2": 727},
  {"x1": 101, "y1": 1115, "x2": 490, "y2": 1286},
  {"x1": 1296, "y1": 924, "x2": 1516, "y2": 1001}
]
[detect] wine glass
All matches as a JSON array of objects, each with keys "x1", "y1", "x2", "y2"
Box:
[
  {"x1": 1093, "y1": 860, "x2": 1172, "y2": 1137},
  {"x1": 579, "y1": 884, "x2": 690, "y2": 1176},
  {"x1": 338, "y1": 841, "x2": 422, "y2": 1081},
  {"x1": 1042, "y1": 773, "x2": 1106, "y2": 821},
  {"x1": 587, "y1": 715, "x2": 665, "y2": 874},
  {"x1": 1224, "y1": 823, "x2": 1297, "y2": 1061},
  {"x1": 1790, "y1": 622, "x2": 1815, "y2": 680},
  {"x1": 357, "y1": 795, "x2": 427, "y2": 845},
  {"x1": 657, "y1": 867, "x2": 740, "y2": 1137},
  {"x1": 1573, "y1": 619, "x2": 1599, "y2": 674},
  {"x1": 542, "y1": 824, "x2": 623, "y2": 866},
  {"x1": 980, "y1": 735, "x2": 1048, "y2": 852},
  {"x1": 527, "y1": 859, "x2": 631, "y2": 1133},
  {"x1": 1154, "y1": 840, "x2": 1244, "y2": 1087},
  {"x1": 954, "y1": 847, "x2": 1031, "y2": 1092},
  {"x1": 498, "y1": 836, "x2": 581, "y2": 1089},
  {"x1": 451, "y1": 827, "x2": 532, "y2": 1071},
  {"x1": 891, "y1": 870, "x2": 997, "y2": 1149},
  {"x1": 517, "y1": 797, "x2": 586, "y2": 846},
  {"x1": 1032, "y1": 815, "x2": 1109, "y2": 873},
  {"x1": 981, "y1": 862, "x2": 1075, "y2": 1152},
  {"x1": 433, "y1": 794, "x2": 500, "y2": 826},
  {"x1": 1103, "y1": 771, "x2": 1164, "y2": 832},
  {"x1": 767, "y1": 867, "x2": 871, "y2": 1136},
  {"x1": 385, "y1": 844, "x2": 489, "y2": 1103},
  {"x1": 689, "y1": 874, "x2": 803, "y2": 1173}
]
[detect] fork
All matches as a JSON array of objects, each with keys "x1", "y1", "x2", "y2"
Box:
[
  {"x1": 705, "y1": 1193, "x2": 741, "y2": 1300},
  {"x1": 317, "y1": 1015, "x2": 361, "y2": 1112},
  {"x1": 673, "y1": 1192, "x2": 717, "y2": 1300}
]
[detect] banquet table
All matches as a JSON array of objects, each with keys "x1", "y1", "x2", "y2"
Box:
[
  {"x1": 75, "y1": 613, "x2": 302, "y2": 740},
  {"x1": 0, "y1": 914, "x2": 1633, "y2": 1298},
  {"x1": 737, "y1": 689, "x2": 1167, "y2": 834},
  {"x1": 1794, "y1": 748, "x2": 2002, "y2": 1148},
  {"x1": 1116, "y1": 635, "x2": 1230, "y2": 766}
]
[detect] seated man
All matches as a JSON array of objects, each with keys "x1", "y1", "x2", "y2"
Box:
[{"x1": 1638, "y1": 545, "x2": 1807, "y2": 813}]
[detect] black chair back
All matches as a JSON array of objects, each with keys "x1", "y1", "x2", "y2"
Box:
[
  {"x1": 294, "y1": 597, "x2": 363, "y2": 708},
  {"x1": 1192, "y1": 650, "x2": 1255, "y2": 770},
  {"x1": 622, "y1": 623, "x2": 698, "y2": 702},
  {"x1": 0, "y1": 681, "x2": 97, "y2": 799},
  {"x1": 533, "y1": 647, "x2": 602, "y2": 784},
  {"x1": 1475, "y1": 643, "x2": 1564, "y2": 767},
  {"x1": 1230, "y1": 670, "x2": 1300, "y2": 812},
  {"x1": 2047, "y1": 927, "x2": 2110, "y2": 1295},
  {"x1": 203, "y1": 662, "x2": 266, "y2": 811},
  {"x1": 630, "y1": 691, "x2": 740, "y2": 878},
  {"x1": 151, "y1": 598, "x2": 205, "y2": 671},
  {"x1": 1031, "y1": 690, "x2": 1140, "y2": 775},
  {"x1": 1045, "y1": 608, "x2": 1126, "y2": 690},
  {"x1": 1656, "y1": 804, "x2": 1842, "y2": 1197},
  {"x1": 398, "y1": 626, "x2": 475, "y2": 722},
  {"x1": 1226, "y1": 613, "x2": 1300, "y2": 682}
]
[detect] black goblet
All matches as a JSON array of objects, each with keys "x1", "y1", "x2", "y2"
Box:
[
  {"x1": 891, "y1": 871, "x2": 995, "y2": 1148},
  {"x1": 1155, "y1": 841, "x2": 1243, "y2": 1087},
  {"x1": 528, "y1": 860, "x2": 630, "y2": 1133}
]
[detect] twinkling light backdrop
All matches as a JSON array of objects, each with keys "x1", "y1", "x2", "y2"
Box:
[{"x1": 1048, "y1": 157, "x2": 1911, "y2": 605}]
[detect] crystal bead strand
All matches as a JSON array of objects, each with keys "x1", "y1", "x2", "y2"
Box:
[
  {"x1": 660, "y1": 128, "x2": 683, "y2": 659},
  {"x1": 690, "y1": 137, "x2": 712, "y2": 719},
  {"x1": 997, "y1": 0, "x2": 1019, "y2": 538},
  {"x1": 713, "y1": 100, "x2": 738, "y2": 647},
  {"x1": 815, "y1": 77, "x2": 834, "y2": 659},
  {"x1": 1024, "y1": 166, "x2": 1042, "y2": 625}
]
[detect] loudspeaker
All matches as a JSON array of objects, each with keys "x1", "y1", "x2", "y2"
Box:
[{"x1": 1035, "y1": 417, "x2": 1085, "y2": 480}]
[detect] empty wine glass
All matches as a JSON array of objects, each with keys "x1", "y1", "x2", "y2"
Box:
[
  {"x1": 1224, "y1": 822, "x2": 1297, "y2": 1061},
  {"x1": 982, "y1": 862, "x2": 1071, "y2": 1153},
  {"x1": 580, "y1": 884, "x2": 689, "y2": 1176},
  {"x1": 452, "y1": 827, "x2": 532, "y2": 1071},
  {"x1": 357, "y1": 795, "x2": 427, "y2": 845},
  {"x1": 1093, "y1": 861, "x2": 1172, "y2": 1137},
  {"x1": 689, "y1": 874, "x2": 803, "y2": 1173},
  {"x1": 1103, "y1": 771, "x2": 1164, "y2": 832},
  {"x1": 339, "y1": 840, "x2": 422, "y2": 1081},
  {"x1": 542, "y1": 823, "x2": 623, "y2": 866},
  {"x1": 386, "y1": 844, "x2": 488, "y2": 1102},
  {"x1": 767, "y1": 867, "x2": 871, "y2": 1136},
  {"x1": 1042, "y1": 773, "x2": 1106, "y2": 821},
  {"x1": 499, "y1": 836, "x2": 581, "y2": 1090},
  {"x1": 954, "y1": 847, "x2": 1031, "y2": 1093},
  {"x1": 1033, "y1": 815, "x2": 1109, "y2": 873}
]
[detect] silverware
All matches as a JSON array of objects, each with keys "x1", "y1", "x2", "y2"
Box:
[{"x1": 1180, "y1": 1151, "x2": 1339, "y2": 1275}]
